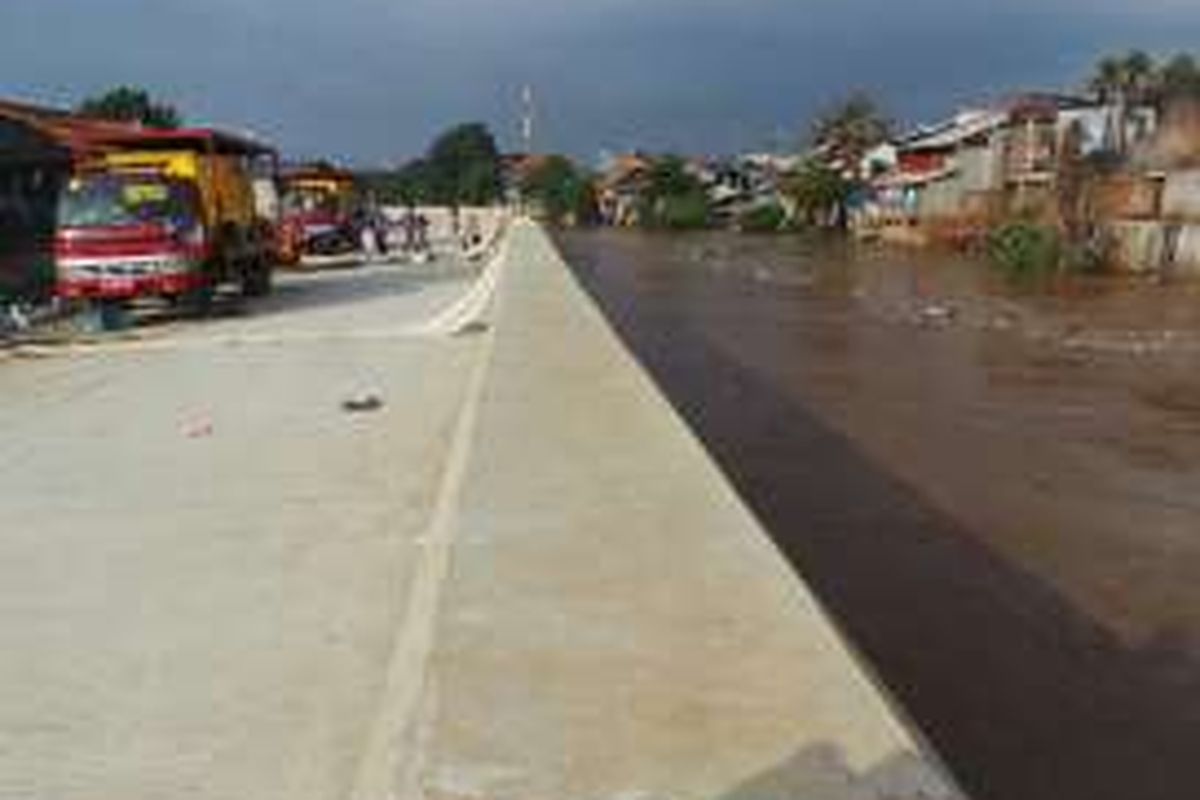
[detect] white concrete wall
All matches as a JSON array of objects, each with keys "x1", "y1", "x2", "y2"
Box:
[
  {"x1": 379, "y1": 205, "x2": 508, "y2": 247},
  {"x1": 1109, "y1": 221, "x2": 1165, "y2": 273},
  {"x1": 1171, "y1": 223, "x2": 1200, "y2": 274},
  {"x1": 1161, "y1": 169, "x2": 1200, "y2": 221},
  {"x1": 957, "y1": 140, "x2": 1003, "y2": 194},
  {"x1": 918, "y1": 177, "x2": 965, "y2": 220}
]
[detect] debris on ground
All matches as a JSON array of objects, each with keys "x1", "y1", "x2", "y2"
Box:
[
  {"x1": 918, "y1": 303, "x2": 957, "y2": 326},
  {"x1": 454, "y1": 321, "x2": 490, "y2": 337},
  {"x1": 342, "y1": 393, "x2": 385, "y2": 413},
  {"x1": 182, "y1": 417, "x2": 215, "y2": 438}
]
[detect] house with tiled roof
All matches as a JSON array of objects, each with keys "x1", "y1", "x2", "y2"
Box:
[{"x1": 596, "y1": 153, "x2": 651, "y2": 226}]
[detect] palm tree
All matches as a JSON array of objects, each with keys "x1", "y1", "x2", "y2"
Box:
[
  {"x1": 804, "y1": 92, "x2": 891, "y2": 229},
  {"x1": 809, "y1": 92, "x2": 892, "y2": 176},
  {"x1": 1123, "y1": 51, "x2": 1158, "y2": 103},
  {"x1": 1089, "y1": 56, "x2": 1123, "y2": 105},
  {"x1": 1089, "y1": 51, "x2": 1157, "y2": 103},
  {"x1": 1087, "y1": 50, "x2": 1158, "y2": 154},
  {"x1": 1159, "y1": 53, "x2": 1200, "y2": 105}
]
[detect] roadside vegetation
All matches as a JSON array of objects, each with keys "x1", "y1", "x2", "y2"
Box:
[
  {"x1": 367, "y1": 123, "x2": 503, "y2": 208},
  {"x1": 520, "y1": 155, "x2": 597, "y2": 226},
  {"x1": 794, "y1": 92, "x2": 892, "y2": 229},
  {"x1": 986, "y1": 222, "x2": 1063, "y2": 279},
  {"x1": 783, "y1": 160, "x2": 850, "y2": 229},
  {"x1": 637, "y1": 156, "x2": 711, "y2": 230},
  {"x1": 737, "y1": 203, "x2": 787, "y2": 233}
]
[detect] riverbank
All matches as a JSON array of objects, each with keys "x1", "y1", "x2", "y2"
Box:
[
  {"x1": 560, "y1": 228, "x2": 1200, "y2": 800},
  {"x1": 0, "y1": 223, "x2": 963, "y2": 800},
  {"x1": 413, "y1": 221, "x2": 962, "y2": 800}
]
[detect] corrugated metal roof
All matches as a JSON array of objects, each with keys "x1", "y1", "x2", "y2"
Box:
[
  {"x1": 874, "y1": 165, "x2": 958, "y2": 188},
  {"x1": 898, "y1": 110, "x2": 1006, "y2": 153}
]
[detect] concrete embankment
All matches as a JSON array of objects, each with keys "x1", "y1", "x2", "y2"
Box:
[{"x1": 404, "y1": 221, "x2": 964, "y2": 800}]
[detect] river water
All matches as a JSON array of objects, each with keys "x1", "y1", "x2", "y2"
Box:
[{"x1": 556, "y1": 229, "x2": 1200, "y2": 800}]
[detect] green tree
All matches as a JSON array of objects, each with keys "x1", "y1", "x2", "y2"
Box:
[
  {"x1": 77, "y1": 86, "x2": 181, "y2": 129},
  {"x1": 782, "y1": 160, "x2": 849, "y2": 228},
  {"x1": 810, "y1": 91, "x2": 892, "y2": 173},
  {"x1": 638, "y1": 156, "x2": 710, "y2": 229},
  {"x1": 1086, "y1": 50, "x2": 1161, "y2": 154},
  {"x1": 1159, "y1": 53, "x2": 1200, "y2": 103},
  {"x1": 521, "y1": 156, "x2": 595, "y2": 225},
  {"x1": 424, "y1": 123, "x2": 501, "y2": 206},
  {"x1": 737, "y1": 203, "x2": 787, "y2": 233},
  {"x1": 657, "y1": 192, "x2": 710, "y2": 230},
  {"x1": 806, "y1": 92, "x2": 890, "y2": 228},
  {"x1": 394, "y1": 159, "x2": 433, "y2": 206},
  {"x1": 1088, "y1": 51, "x2": 1158, "y2": 106},
  {"x1": 645, "y1": 156, "x2": 699, "y2": 197}
]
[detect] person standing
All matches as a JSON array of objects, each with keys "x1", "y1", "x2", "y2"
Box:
[
  {"x1": 373, "y1": 209, "x2": 389, "y2": 258},
  {"x1": 357, "y1": 208, "x2": 378, "y2": 261}
]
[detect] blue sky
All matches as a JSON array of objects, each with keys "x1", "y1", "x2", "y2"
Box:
[{"x1": 2, "y1": 1, "x2": 1199, "y2": 166}]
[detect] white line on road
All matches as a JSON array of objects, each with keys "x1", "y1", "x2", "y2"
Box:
[{"x1": 346, "y1": 239, "x2": 508, "y2": 800}]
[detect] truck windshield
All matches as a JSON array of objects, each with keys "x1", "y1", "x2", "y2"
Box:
[
  {"x1": 58, "y1": 174, "x2": 199, "y2": 229},
  {"x1": 284, "y1": 185, "x2": 345, "y2": 215}
]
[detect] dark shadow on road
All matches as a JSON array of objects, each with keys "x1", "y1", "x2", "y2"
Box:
[
  {"x1": 118, "y1": 266, "x2": 434, "y2": 331},
  {"x1": 245, "y1": 268, "x2": 422, "y2": 317},
  {"x1": 564, "y1": 235, "x2": 1200, "y2": 800}
]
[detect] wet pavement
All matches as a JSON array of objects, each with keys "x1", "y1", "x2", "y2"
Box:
[{"x1": 557, "y1": 229, "x2": 1200, "y2": 800}]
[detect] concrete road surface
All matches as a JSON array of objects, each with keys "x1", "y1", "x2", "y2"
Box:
[
  {"x1": 0, "y1": 263, "x2": 484, "y2": 800},
  {"x1": 0, "y1": 233, "x2": 959, "y2": 800},
  {"x1": 414, "y1": 223, "x2": 961, "y2": 800}
]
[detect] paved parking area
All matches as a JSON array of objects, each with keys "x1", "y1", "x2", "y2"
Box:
[{"x1": 0, "y1": 262, "x2": 484, "y2": 800}]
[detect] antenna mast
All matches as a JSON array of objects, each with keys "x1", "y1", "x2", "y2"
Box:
[{"x1": 521, "y1": 85, "x2": 536, "y2": 154}]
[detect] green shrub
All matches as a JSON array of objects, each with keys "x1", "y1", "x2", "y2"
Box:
[
  {"x1": 657, "y1": 190, "x2": 711, "y2": 230},
  {"x1": 987, "y1": 222, "x2": 1061, "y2": 278},
  {"x1": 739, "y1": 203, "x2": 787, "y2": 233}
]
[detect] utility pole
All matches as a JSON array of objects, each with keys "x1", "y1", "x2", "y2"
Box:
[
  {"x1": 515, "y1": 85, "x2": 536, "y2": 216},
  {"x1": 521, "y1": 85, "x2": 536, "y2": 156}
]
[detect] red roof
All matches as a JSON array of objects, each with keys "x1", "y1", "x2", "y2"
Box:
[
  {"x1": 0, "y1": 98, "x2": 140, "y2": 154},
  {"x1": 0, "y1": 97, "x2": 275, "y2": 158}
]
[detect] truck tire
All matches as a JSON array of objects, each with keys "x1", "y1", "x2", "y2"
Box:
[
  {"x1": 77, "y1": 299, "x2": 130, "y2": 333},
  {"x1": 180, "y1": 283, "x2": 215, "y2": 317},
  {"x1": 97, "y1": 299, "x2": 131, "y2": 332},
  {"x1": 241, "y1": 257, "x2": 273, "y2": 298}
]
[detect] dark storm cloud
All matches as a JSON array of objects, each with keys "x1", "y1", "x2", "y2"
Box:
[{"x1": 2, "y1": 0, "x2": 1199, "y2": 164}]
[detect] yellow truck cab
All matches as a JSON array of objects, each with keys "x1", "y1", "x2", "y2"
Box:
[{"x1": 56, "y1": 128, "x2": 279, "y2": 312}]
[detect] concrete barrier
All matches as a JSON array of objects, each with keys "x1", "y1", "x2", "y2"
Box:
[
  {"x1": 401, "y1": 220, "x2": 964, "y2": 800},
  {"x1": 1162, "y1": 169, "x2": 1200, "y2": 222},
  {"x1": 1170, "y1": 223, "x2": 1200, "y2": 275},
  {"x1": 1108, "y1": 220, "x2": 1200, "y2": 275},
  {"x1": 1109, "y1": 220, "x2": 1166, "y2": 273}
]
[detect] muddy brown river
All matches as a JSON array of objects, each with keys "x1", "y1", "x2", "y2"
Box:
[{"x1": 556, "y1": 229, "x2": 1200, "y2": 800}]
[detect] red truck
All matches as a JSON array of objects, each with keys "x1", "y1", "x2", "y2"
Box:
[
  {"x1": 279, "y1": 164, "x2": 358, "y2": 259},
  {"x1": 55, "y1": 128, "x2": 281, "y2": 317}
]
